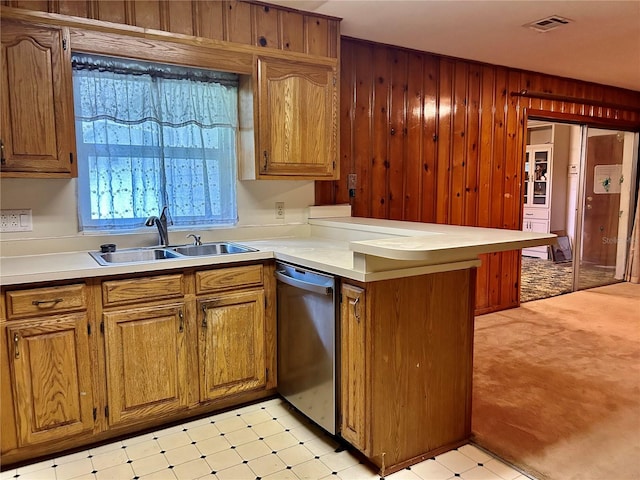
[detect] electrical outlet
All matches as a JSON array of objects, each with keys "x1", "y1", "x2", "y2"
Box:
[
  {"x1": 275, "y1": 202, "x2": 285, "y2": 219},
  {"x1": 0, "y1": 209, "x2": 32, "y2": 232}
]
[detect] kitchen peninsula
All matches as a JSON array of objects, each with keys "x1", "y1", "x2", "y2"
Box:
[{"x1": 0, "y1": 215, "x2": 554, "y2": 474}]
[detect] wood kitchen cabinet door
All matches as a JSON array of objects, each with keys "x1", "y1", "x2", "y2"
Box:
[
  {"x1": 255, "y1": 57, "x2": 338, "y2": 179},
  {"x1": 339, "y1": 283, "x2": 369, "y2": 454},
  {"x1": 198, "y1": 290, "x2": 266, "y2": 402},
  {"x1": 1, "y1": 21, "x2": 77, "y2": 177},
  {"x1": 6, "y1": 313, "x2": 94, "y2": 446},
  {"x1": 103, "y1": 303, "x2": 189, "y2": 427}
]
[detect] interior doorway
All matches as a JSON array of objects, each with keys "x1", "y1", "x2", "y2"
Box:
[{"x1": 520, "y1": 121, "x2": 639, "y2": 303}]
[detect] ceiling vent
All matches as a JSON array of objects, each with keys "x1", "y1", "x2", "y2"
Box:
[{"x1": 525, "y1": 15, "x2": 572, "y2": 33}]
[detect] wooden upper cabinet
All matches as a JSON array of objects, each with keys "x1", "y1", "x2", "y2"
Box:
[
  {"x1": 253, "y1": 56, "x2": 338, "y2": 180},
  {"x1": 6, "y1": 313, "x2": 94, "y2": 446},
  {"x1": 0, "y1": 21, "x2": 77, "y2": 178}
]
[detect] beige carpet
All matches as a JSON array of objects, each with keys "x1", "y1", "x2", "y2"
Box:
[{"x1": 472, "y1": 282, "x2": 640, "y2": 480}]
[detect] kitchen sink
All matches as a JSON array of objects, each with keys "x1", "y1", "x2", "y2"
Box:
[
  {"x1": 89, "y1": 242, "x2": 257, "y2": 265},
  {"x1": 171, "y1": 242, "x2": 257, "y2": 256},
  {"x1": 90, "y1": 248, "x2": 181, "y2": 265}
]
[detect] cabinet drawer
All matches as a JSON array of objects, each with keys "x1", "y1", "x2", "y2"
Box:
[
  {"x1": 523, "y1": 208, "x2": 549, "y2": 220},
  {"x1": 5, "y1": 284, "x2": 87, "y2": 319},
  {"x1": 102, "y1": 274, "x2": 185, "y2": 307},
  {"x1": 196, "y1": 265, "x2": 263, "y2": 294}
]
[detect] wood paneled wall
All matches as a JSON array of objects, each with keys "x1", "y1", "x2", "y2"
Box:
[
  {"x1": 5, "y1": 1, "x2": 639, "y2": 313},
  {"x1": 1, "y1": 0, "x2": 339, "y2": 59},
  {"x1": 318, "y1": 38, "x2": 640, "y2": 314}
]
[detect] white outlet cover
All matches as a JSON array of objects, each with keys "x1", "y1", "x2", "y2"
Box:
[{"x1": 0, "y1": 209, "x2": 32, "y2": 232}]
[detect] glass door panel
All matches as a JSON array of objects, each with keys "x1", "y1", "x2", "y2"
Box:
[
  {"x1": 575, "y1": 128, "x2": 637, "y2": 290},
  {"x1": 532, "y1": 150, "x2": 550, "y2": 205},
  {"x1": 524, "y1": 151, "x2": 530, "y2": 205}
]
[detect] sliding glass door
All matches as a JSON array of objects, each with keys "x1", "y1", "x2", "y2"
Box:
[{"x1": 574, "y1": 128, "x2": 639, "y2": 290}]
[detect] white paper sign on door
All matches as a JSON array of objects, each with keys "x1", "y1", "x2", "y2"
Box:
[{"x1": 593, "y1": 164, "x2": 622, "y2": 194}]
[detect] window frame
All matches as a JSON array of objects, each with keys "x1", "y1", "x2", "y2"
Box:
[{"x1": 72, "y1": 52, "x2": 241, "y2": 232}]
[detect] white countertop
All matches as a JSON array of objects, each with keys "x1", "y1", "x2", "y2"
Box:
[
  {"x1": 0, "y1": 217, "x2": 555, "y2": 285},
  {"x1": 312, "y1": 217, "x2": 556, "y2": 260}
]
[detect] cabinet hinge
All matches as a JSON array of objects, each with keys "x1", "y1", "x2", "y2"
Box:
[
  {"x1": 69, "y1": 152, "x2": 74, "y2": 164},
  {"x1": 100, "y1": 321, "x2": 104, "y2": 334},
  {"x1": 93, "y1": 407, "x2": 97, "y2": 421},
  {"x1": 333, "y1": 76, "x2": 336, "y2": 86},
  {"x1": 339, "y1": 293, "x2": 343, "y2": 303},
  {"x1": 62, "y1": 38, "x2": 67, "y2": 50},
  {"x1": 264, "y1": 297, "x2": 267, "y2": 309},
  {"x1": 266, "y1": 368, "x2": 269, "y2": 381},
  {"x1": 332, "y1": 161, "x2": 336, "y2": 170},
  {"x1": 105, "y1": 405, "x2": 109, "y2": 418},
  {"x1": 87, "y1": 323, "x2": 91, "y2": 335}
]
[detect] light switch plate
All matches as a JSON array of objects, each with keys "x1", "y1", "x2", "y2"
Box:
[{"x1": 0, "y1": 209, "x2": 32, "y2": 232}]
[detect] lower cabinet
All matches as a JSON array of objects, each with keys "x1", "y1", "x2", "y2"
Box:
[
  {"x1": 523, "y1": 208, "x2": 551, "y2": 259},
  {"x1": 340, "y1": 268, "x2": 476, "y2": 476},
  {"x1": 6, "y1": 312, "x2": 95, "y2": 446},
  {"x1": 103, "y1": 303, "x2": 189, "y2": 426},
  {"x1": 198, "y1": 290, "x2": 266, "y2": 402},
  {"x1": 339, "y1": 283, "x2": 368, "y2": 454},
  {"x1": 1, "y1": 262, "x2": 275, "y2": 466}
]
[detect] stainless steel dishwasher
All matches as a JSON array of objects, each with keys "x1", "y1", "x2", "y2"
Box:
[{"x1": 275, "y1": 261, "x2": 337, "y2": 434}]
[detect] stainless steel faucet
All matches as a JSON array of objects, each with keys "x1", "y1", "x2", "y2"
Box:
[
  {"x1": 186, "y1": 234, "x2": 202, "y2": 245},
  {"x1": 145, "y1": 206, "x2": 171, "y2": 247}
]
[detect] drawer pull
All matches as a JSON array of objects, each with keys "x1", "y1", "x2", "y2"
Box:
[
  {"x1": 14, "y1": 333, "x2": 20, "y2": 359},
  {"x1": 178, "y1": 310, "x2": 184, "y2": 333},
  {"x1": 353, "y1": 297, "x2": 361, "y2": 322},
  {"x1": 31, "y1": 298, "x2": 63, "y2": 306}
]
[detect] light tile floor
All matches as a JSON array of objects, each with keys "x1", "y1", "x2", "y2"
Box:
[{"x1": 0, "y1": 398, "x2": 534, "y2": 480}]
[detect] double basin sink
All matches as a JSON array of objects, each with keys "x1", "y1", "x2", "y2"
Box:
[{"x1": 90, "y1": 242, "x2": 257, "y2": 266}]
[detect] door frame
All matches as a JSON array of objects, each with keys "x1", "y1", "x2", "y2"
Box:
[{"x1": 521, "y1": 109, "x2": 639, "y2": 297}]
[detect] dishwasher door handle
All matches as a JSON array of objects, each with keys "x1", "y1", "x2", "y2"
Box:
[{"x1": 275, "y1": 270, "x2": 333, "y2": 296}]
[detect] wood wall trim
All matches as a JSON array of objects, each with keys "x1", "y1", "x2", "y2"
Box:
[
  {"x1": 0, "y1": 6, "x2": 339, "y2": 68},
  {"x1": 513, "y1": 90, "x2": 640, "y2": 114},
  {"x1": 526, "y1": 108, "x2": 640, "y2": 130},
  {"x1": 68, "y1": 27, "x2": 255, "y2": 74},
  {"x1": 0, "y1": 0, "x2": 339, "y2": 66}
]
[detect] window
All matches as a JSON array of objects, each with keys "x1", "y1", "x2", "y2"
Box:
[{"x1": 72, "y1": 54, "x2": 239, "y2": 231}]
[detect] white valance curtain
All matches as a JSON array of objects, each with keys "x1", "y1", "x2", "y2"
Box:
[{"x1": 72, "y1": 53, "x2": 239, "y2": 230}]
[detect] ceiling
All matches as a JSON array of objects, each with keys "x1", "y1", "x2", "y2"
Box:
[{"x1": 263, "y1": 0, "x2": 640, "y2": 92}]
